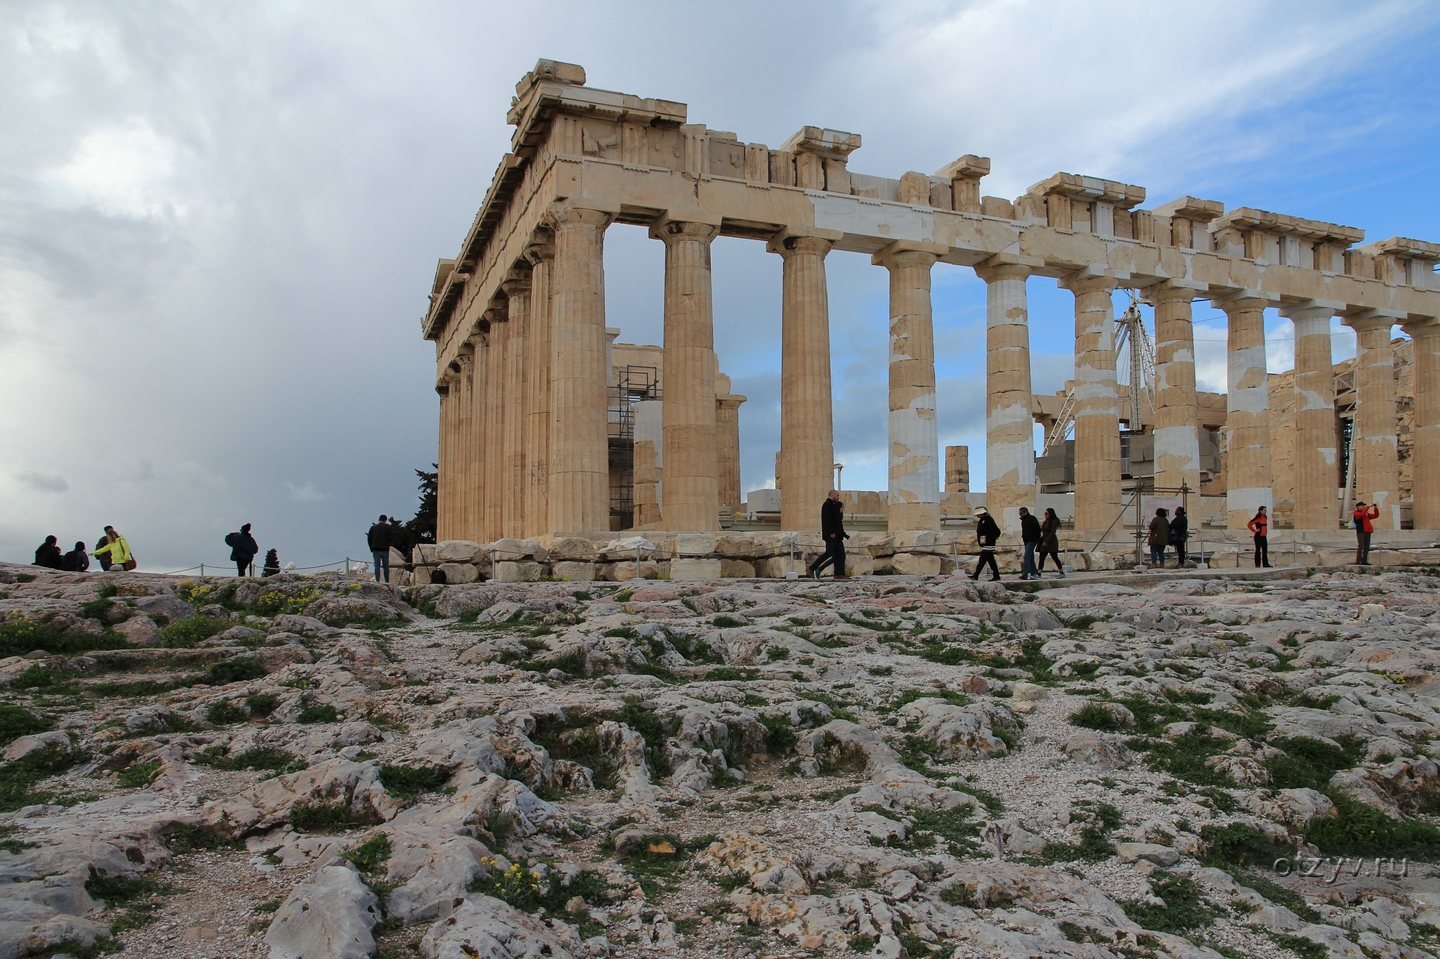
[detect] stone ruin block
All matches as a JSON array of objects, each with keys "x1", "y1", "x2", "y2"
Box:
[
  {"x1": 890, "y1": 553, "x2": 941, "y2": 576},
  {"x1": 602, "y1": 561, "x2": 663, "y2": 582},
  {"x1": 552, "y1": 561, "x2": 596, "y2": 582},
  {"x1": 668, "y1": 534, "x2": 717, "y2": 557},
  {"x1": 437, "y1": 562, "x2": 480, "y2": 584},
  {"x1": 755, "y1": 556, "x2": 806, "y2": 579},
  {"x1": 435, "y1": 540, "x2": 482, "y2": 563},
  {"x1": 493, "y1": 561, "x2": 543, "y2": 583},
  {"x1": 720, "y1": 559, "x2": 756, "y2": 578},
  {"x1": 670, "y1": 558, "x2": 722, "y2": 581}
]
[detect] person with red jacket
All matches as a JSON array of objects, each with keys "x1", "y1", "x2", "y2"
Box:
[
  {"x1": 1352, "y1": 501, "x2": 1380, "y2": 565},
  {"x1": 1247, "y1": 506, "x2": 1271, "y2": 568}
]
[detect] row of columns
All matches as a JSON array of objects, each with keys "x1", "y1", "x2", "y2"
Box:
[{"x1": 438, "y1": 205, "x2": 1432, "y2": 541}]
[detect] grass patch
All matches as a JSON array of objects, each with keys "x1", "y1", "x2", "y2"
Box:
[
  {"x1": 162, "y1": 824, "x2": 236, "y2": 854},
  {"x1": 341, "y1": 832, "x2": 392, "y2": 873},
  {"x1": 1120, "y1": 875, "x2": 1221, "y2": 933},
  {"x1": 1068, "y1": 702, "x2": 1128, "y2": 732},
  {"x1": 1305, "y1": 793, "x2": 1440, "y2": 861},
  {"x1": 1264, "y1": 736, "x2": 1365, "y2": 792},
  {"x1": 0, "y1": 704, "x2": 51, "y2": 745},
  {"x1": 706, "y1": 666, "x2": 759, "y2": 682},
  {"x1": 711, "y1": 615, "x2": 744, "y2": 628},
  {"x1": 1200, "y1": 822, "x2": 1290, "y2": 868},
  {"x1": 155, "y1": 617, "x2": 227, "y2": 649},
  {"x1": 206, "y1": 700, "x2": 249, "y2": 725},
  {"x1": 245, "y1": 692, "x2": 280, "y2": 717},
  {"x1": 0, "y1": 744, "x2": 89, "y2": 812},
  {"x1": 202, "y1": 656, "x2": 267, "y2": 686},
  {"x1": 378, "y1": 764, "x2": 450, "y2": 801},
  {"x1": 1230, "y1": 872, "x2": 1320, "y2": 923},
  {"x1": 117, "y1": 760, "x2": 162, "y2": 789},
  {"x1": 198, "y1": 745, "x2": 306, "y2": 775},
  {"x1": 618, "y1": 699, "x2": 672, "y2": 779},
  {"x1": 0, "y1": 617, "x2": 129, "y2": 658},
  {"x1": 297, "y1": 698, "x2": 341, "y2": 724},
  {"x1": 908, "y1": 807, "x2": 985, "y2": 856},
  {"x1": 290, "y1": 800, "x2": 367, "y2": 833}
]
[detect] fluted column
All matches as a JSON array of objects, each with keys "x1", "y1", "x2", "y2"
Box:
[
  {"x1": 483, "y1": 315, "x2": 507, "y2": 542},
  {"x1": 1060, "y1": 272, "x2": 1121, "y2": 531},
  {"x1": 436, "y1": 378, "x2": 455, "y2": 541},
  {"x1": 549, "y1": 207, "x2": 613, "y2": 536},
  {"x1": 501, "y1": 271, "x2": 531, "y2": 539},
  {"x1": 876, "y1": 246, "x2": 941, "y2": 532},
  {"x1": 523, "y1": 239, "x2": 554, "y2": 538},
  {"x1": 716, "y1": 389, "x2": 746, "y2": 518},
  {"x1": 1345, "y1": 313, "x2": 1401, "y2": 529},
  {"x1": 1220, "y1": 296, "x2": 1274, "y2": 530},
  {"x1": 1403, "y1": 320, "x2": 1440, "y2": 530},
  {"x1": 974, "y1": 260, "x2": 1035, "y2": 535},
  {"x1": 653, "y1": 216, "x2": 721, "y2": 531},
  {"x1": 456, "y1": 350, "x2": 477, "y2": 541},
  {"x1": 1282, "y1": 302, "x2": 1340, "y2": 530},
  {"x1": 1151, "y1": 283, "x2": 1203, "y2": 495},
  {"x1": 770, "y1": 232, "x2": 836, "y2": 532}
]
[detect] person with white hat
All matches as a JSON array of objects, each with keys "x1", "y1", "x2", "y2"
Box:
[{"x1": 969, "y1": 507, "x2": 1002, "y2": 581}]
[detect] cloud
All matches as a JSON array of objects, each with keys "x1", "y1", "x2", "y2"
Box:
[
  {"x1": 17, "y1": 470, "x2": 68, "y2": 493},
  {"x1": 285, "y1": 481, "x2": 326, "y2": 503},
  {"x1": 42, "y1": 119, "x2": 191, "y2": 220}
]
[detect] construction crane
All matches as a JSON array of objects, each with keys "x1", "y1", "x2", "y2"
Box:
[{"x1": 1042, "y1": 292, "x2": 1157, "y2": 456}]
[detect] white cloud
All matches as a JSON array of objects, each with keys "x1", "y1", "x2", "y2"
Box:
[
  {"x1": 285, "y1": 481, "x2": 326, "y2": 503},
  {"x1": 43, "y1": 119, "x2": 191, "y2": 220}
]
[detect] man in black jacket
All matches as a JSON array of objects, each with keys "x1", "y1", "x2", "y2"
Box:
[
  {"x1": 33, "y1": 535, "x2": 62, "y2": 569},
  {"x1": 1018, "y1": 507, "x2": 1041, "y2": 580},
  {"x1": 226, "y1": 524, "x2": 259, "y2": 577},
  {"x1": 368, "y1": 514, "x2": 393, "y2": 583},
  {"x1": 808, "y1": 491, "x2": 848, "y2": 580},
  {"x1": 62, "y1": 542, "x2": 90, "y2": 572}
]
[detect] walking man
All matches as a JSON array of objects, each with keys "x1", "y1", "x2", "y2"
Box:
[
  {"x1": 1352, "y1": 500, "x2": 1379, "y2": 565},
  {"x1": 1018, "y1": 507, "x2": 1041, "y2": 580},
  {"x1": 969, "y1": 507, "x2": 1002, "y2": 581},
  {"x1": 225, "y1": 524, "x2": 259, "y2": 577},
  {"x1": 368, "y1": 514, "x2": 393, "y2": 583},
  {"x1": 1248, "y1": 505, "x2": 1271, "y2": 568},
  {"x1": 808, "y1": 491, "x2": 848, "y2": 580}
]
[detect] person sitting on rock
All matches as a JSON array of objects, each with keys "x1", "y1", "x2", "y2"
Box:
[
  {"x1": 92, "y1": 526, "x2": 134, "y2": 571},
  {"x1": 62, "y1": 541, "x2": 89, "y2": 572},
  {"x1": 33, "y1": 535, "x2": 63, "y2": 569}
]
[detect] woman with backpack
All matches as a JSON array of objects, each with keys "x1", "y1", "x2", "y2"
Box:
[
  {"x1": 93, "y1": 526, "x2": 135, "y2": 571},
  {"x1": 226, "y1": 524, "x2": 259, "y2": 577}
]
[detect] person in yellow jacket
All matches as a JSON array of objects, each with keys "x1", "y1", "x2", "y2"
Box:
[{"x1": 92, "y1": 526, "x2": 134, "y2": 570}]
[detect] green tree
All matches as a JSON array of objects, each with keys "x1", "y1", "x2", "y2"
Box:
[
  {"x1": 262, "y1": 548, "x2": 280, "y2": 578},
  {"x1": 402, "y1": 466, "x2": 437, "y2": 555}
]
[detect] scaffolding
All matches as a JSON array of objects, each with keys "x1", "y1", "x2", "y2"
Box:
[{"x1": 608, "y1": 365, "x2": 660, "y2": 530}]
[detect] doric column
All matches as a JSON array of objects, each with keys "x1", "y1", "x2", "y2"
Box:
[
  {"x1": 974, "y1": 259, "x2": 1036, "y2": 535},
  {"x1": 456, "y1": 349, "x2": 478, "y2": 541},
  {"x1": 548, "y1": 206, "x2": 613, "y2": 536},
  {"x1": 652, "y1": 216, "x2": 721, "y2": 531},
  {"x1": 1150, "y1": 283, "x2": 1203, "y2": 496},
  {"x1": 1059, "y1": 271, "x2": 1122, "y2": 531},
  {"x1": 875, "y1": 245, "x2": 942, "y2": 532},
  {"x1": 715, "y1": 373, "x2": 746, "y2": 519},
  {"x1": 769, "y1": 231, "x2": 837, "y2": 532},
  {"x1": 436, "y1": 378, "x2": 455, "y2": 541},
  {"x1": 1219, "y1": 296, "x2": 1274, "y2": 530},
  {"x1": 633, "y1": 400, "x2": 663, "y2": 527},
  {"x1": 1403, "y1": 319, "x2": 1440, "y2": 530},
  {"x1": 1344, "y1": 312, "x2": 1401, "y2": 529},
  {"x1": 500, "y1": 270, "x2": 531, "y2": 539},
  {"x1": 523, "y1": 239, "x2": 554, "y2": 537},
  {"x1": 483, "y1": 313, "x2": 507, "y2": 542},
  {"x1": 1282, "y1": 301, "x2": 1341, "y2": 530}
]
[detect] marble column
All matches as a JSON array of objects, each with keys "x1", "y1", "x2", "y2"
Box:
[
  {"x1": 456, "y1": 350, "x2": 477, "y2": 541},
  {"x1": 436, "y1": 379, "x2": 455, "y2": 542},
  {"x1": 1150, "y1": 283, "x2": 1203, "y2": 496},
  {"x1": 1345, "y1": 313, "x2": 1401, "y2": 529},
  {"x1": 501, "y1": 271, "x2": 531, "y2": 539},
  {"x1": 1059, "y1": 272, "x2": 1122, "y2": 531},
  {"x1": 483, "y1": 314, "x2": 507, "y2": 542},
  {"x1": 876, "y1": 247, "x2": 941, "y2": 532},
  {"x1": 974, "y1": 260, "x2": 1036, "y2": 536},
  {"x1": 770, "y1": 233, "x2": 836, "y2": 532},
  {"x1": 716, "y1": 381, "x2": 746, "y2": 518},
  {"x1": 652, "y1": 217, "x2": 721, "y2": 531},
  {"x1": 548, "y1": 207, "x2": 613, "y2": 536},
  {"x1": 1282, "y1": 302, "x2": 1340, "y2": 530},
  {"x1": 1403, "y1": 320, "x2": 1440, "y2": 530},
  {"x1": 523, "y1": 240, "x2": 554, "y2": 538},
  {"x1": 633, "y1": 399, "x2": 663, "y2": 527},
  {"x1": 1220, "y1": 296, "x2": 1274, "y2": 530}
]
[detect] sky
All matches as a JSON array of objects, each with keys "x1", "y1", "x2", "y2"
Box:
[{"x1": 2, "y1": 0, "x2": 1438, "y2": 570}]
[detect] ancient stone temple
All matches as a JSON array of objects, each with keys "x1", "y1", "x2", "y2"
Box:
[{"x1": 422, "y1": 59, "x2": 1440, "y2": 561}]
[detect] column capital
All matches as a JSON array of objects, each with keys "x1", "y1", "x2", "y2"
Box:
[
  {"x1": 1401, "y1": 316, "x2": 1440, "y2": 339},
  {"x1": 1342, "y1": 307, "x2": 1404, "y2": 332},
  {"x1": 523, "y1": 230, "x2": 555, "y2": 265},
  {"x1": 766, "y1": 228, "x2": 840, "y2": 257},
  {"x1": 500, "y1": 266, "x2": 532, "y2": 298},
  {"x1": 1058, "y1": 270, "x2": 1117, "y2": 295},
  {"x1": 650, "y1": 212, "x2": 721, "y2": 244},
  {"x1": 974, "y1": 253, "x2": 1042, "y2": 283},
  {"x1": 872, "y1": 240, "x2": 945, "y2": 269},
  {"x1": 1213, "y1": 290, "x2": 1278, "y2": 314},
  {"x1": 1279, "y1": 298, "x2": 1344, "y2": 321},
  {"x1": 545, "y1": 203, "x2": 614, "y2": 230},
  {"x1": 1147, "y1": 280, "x2": 1205, "y2": 305}
]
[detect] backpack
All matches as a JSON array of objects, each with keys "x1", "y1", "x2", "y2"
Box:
[
  {"x1": 224, "y1": 532, "x2": 239, "y2": 548},
  {"x1": 1353, "y1": 514, "x2": 1363, "y2": 530}
]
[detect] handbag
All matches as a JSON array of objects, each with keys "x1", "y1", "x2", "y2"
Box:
[{"x1": 123, "y1": 557, "x2": 138, "y2": 571}]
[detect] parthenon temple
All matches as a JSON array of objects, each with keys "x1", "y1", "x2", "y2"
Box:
[{"x1": 420, "y1": 59, "x2": 1440, "y2": 577}]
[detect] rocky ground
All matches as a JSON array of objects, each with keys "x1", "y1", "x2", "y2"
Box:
[{"x1": 4, "y1": 561, "x2": 1440, "y2": 959}]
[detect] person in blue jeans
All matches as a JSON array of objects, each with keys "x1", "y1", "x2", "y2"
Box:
[
  {"x1": 1148, "y1": 508, "x2": 1170, "y2": 567},
  {"x1": 1018, "y1": 507, "x2": 1041, "y2": 580},
  {"x1": 367, "y1": 514, "x2": 392, "y2": 583}
]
